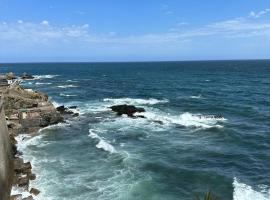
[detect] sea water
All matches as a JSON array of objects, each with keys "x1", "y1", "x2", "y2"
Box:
[{"x1": 2, "y1": 60, "x2": 270, "y2": 200}]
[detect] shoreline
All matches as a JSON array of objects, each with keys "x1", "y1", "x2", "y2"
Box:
[{"x1": 0, "y1": 72, "x2": 78, "y2": 200}]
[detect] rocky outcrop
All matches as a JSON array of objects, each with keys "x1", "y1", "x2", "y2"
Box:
[
  {"x1": 110, "y1": 104, "x2": 145, "y2": 117},
  {"x1": 21, "y1": 73, "x2": 34, "y2": 80}
]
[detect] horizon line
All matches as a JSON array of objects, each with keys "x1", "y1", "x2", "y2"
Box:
[{"x1": 0, "y1": 58, "x2": 270, "y2": 65}]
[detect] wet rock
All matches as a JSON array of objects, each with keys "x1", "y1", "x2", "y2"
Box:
[
  {"x1": 68, "y1": 106, "x2": 77, "y2": 109},
  {"x1": 10, "y1": 194, "x2": 22, "y2": 200},
  {"x1": 110, "y1": 104, "x2": 145, "y2": 117},
  {"x1": 28, "y1": 173, "x2": 36, "y2": 180},
  {"x1": 21, "y1": 73, "x2": 34, "y2": 80},
  {"x1": 22, "y1": 196, "x2": 33, "y2": 200},
  {"x1": 30, "y1": 188, "x2": 40, "y2": 196},
  {"x1": 17, "y1": 177, "x2": 29, "y2": 189}
]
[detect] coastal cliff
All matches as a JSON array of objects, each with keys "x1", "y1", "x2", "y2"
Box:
[
  {"x1": 0, "y1": 74, "x2": 78, "y2": 200},
  {"x1": 0, "y1": 96, "x2": 14, "y2": 200}
]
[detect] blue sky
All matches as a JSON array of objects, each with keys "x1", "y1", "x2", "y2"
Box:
[{"x1": 0, "y1": 0, "x2": 270, "y2": 62}]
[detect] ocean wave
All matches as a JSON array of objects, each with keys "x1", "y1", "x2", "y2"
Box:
[
  {"x1": 60, "y1": 93, "x2": 77, "y2": 97},
  {"x1": 189, "y1": 95, "x2": 202, "y2": 99},
  {"x1": 66, "y1": 79, "x2": 78, "y2": 83},
  {"x1": 233, "y1": 178, "x2": 270, "y2": 200},
  {"x1": 33, "y1": 75, "x2": 59, "y2": 80},
  {"x1": 11, "y1": 186, "x2": 32, "y2": 199},
  {"x1": 35, "y1": 82, "x2": 52, "y2": 85},
  {"x1": 89, "y1": 129, "x2": 116, "y2": 154},
  {"x1": 135, "y1": 111, "x2": 226, "y2": 129},
  {"x1": 103, "y1": 98, "x2": 169, "y2": 105},
  {"x1": 57, "y1": 85, "x2": 78, "y2": 88}
]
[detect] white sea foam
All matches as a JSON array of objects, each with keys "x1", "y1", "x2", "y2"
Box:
[
  {"x1": 103, "y1": 98, "x2": 169, "y2": 105},
  {"x1": 190, "y1": 95, "x2": 202, "y2": 99},
  {"x1": 57, "y1": 85, "x2": 78, "y2": 88},
  {"x1": 35, "y1": 82, "x2": 52, "y2": 85},
  {"x1": 135, "y1": 111, "x2": 226, "y2": 129},
  {"x1": 11, "y1": 186, "x2": 32, "y2": 199},
  {"x1": 33, "y1": 75, "x2": 59, "y2": 80},
  {"x1": 233, "y1": 178, "x2": 270, "y2": 200},
  {"x1": 60, "y1": 93, "x2": 77, "y2": 97},
  {"x1": 89, "y1": 129, "x2": 116, "y2": 154},
  {"x1": 66, "y1": 79, "x2": 78, "y2": 83}
]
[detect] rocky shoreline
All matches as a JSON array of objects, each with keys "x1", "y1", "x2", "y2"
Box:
[{"x1": 0, "y1": 72, "x2": 78, "y2": 200}]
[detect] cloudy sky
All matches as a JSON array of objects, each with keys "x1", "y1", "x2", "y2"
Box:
[{"x1": 0, "y1": 0, "x2": 270, "y2": 62}]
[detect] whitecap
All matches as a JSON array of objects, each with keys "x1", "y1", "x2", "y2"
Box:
[
  {"x1": 60, "y1": 93, "x2": 77, "y2": 97},
  {"x1": 57, "y1": 85, "x2": 78, "y2": 88},
  {"x1": 233, "y1": 178, "x2": 270, "y2": 200},
  {"x1": 190, "y1": 95, "x2": 202, "y2": 99},
  {"x1": 135, "y1": 110, "x2": 226, "y2": 129},
  {"x1": 89, "y1": 129, "x2": 116, "y2": 154},
  {"x1": 103, "y1": 98, "x2": 169, "y2": 105},
  {"x1": 33, "y1": 75, "x2": 59, "y2": 80},
  {"x1": 35, "y1": 82, "x2": 52, "y2": 85}
]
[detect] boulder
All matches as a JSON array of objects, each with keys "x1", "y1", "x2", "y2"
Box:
[
  {"x1": 30, "y1": 188, "x2": 40, "y2": 196},
  {"x1": 22, "y1": 196, "x2": 33, "y2": 200},
  {"x1": 17, "y1": 177, "x2": 29, "y2": 189},
  {"x1": 56, "y1": 105, "x2": 78, "y2": 115},
  {"x1": 110, "y1": 104, "x2": 145, "y2": 117},
  {"x1": 10, "y1": 194, "x2": 22, "y2": 200}
]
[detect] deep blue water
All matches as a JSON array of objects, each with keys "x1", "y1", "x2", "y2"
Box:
[{"x1": 1, "y1": 60, "x2": 270, "y2": 200}]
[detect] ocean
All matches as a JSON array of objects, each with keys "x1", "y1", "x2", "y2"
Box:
[{"x1": 1, "y1": 60, "x2": 270, "y2": 200}]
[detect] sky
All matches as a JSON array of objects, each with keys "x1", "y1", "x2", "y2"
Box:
[{"x1": 0, "y1": 0, "x2": 270, "y2": 62}]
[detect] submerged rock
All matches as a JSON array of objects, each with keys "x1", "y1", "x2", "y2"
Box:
[
  {"x1": 110, "y1": 104, "x2": 145, "y2": 117},
  {"x1": 10, "y1": 194, "x2": 22, "y2": 200}
]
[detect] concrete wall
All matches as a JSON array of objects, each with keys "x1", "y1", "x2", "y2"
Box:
[{"x1": 0, "y1": 96, "x2": 13, "y2": 200}]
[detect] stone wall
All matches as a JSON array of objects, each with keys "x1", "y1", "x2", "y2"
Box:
[{"x1": 0, "y1": 96, "x2": 13, "y2": 200}]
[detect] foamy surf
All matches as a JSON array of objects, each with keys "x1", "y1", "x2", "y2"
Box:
[
  {"x1": 89, "y1": 129, "x2": 116, "y2": 154},
  {"x1": 135, "y1": 111, "x2": 226, "y2": 129},
  {"x1": 35, "y1": 82, "x2": 52, "y2": 85},
  {"x1": 60, "y1": 93, "x2": 77, "y2": 97},
  {"x1": 233, "y1": 178, "x2": 270, "y2": 200},
  {"x1": 33, "y1": 75, "x2": 59, "y2": 80},
  {"x1": 103, "y1": 98, "x2": 169, "y2": 105},
  {"x1": 57, "y1": 85, "x2": 78, "y2": 88}
]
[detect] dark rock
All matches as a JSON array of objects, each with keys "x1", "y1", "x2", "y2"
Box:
[
  {"x1": 21, "y1": 73, "x2": 34, "y2": 80},
  {"x1": 72, "y1": 113, "x2": 79, "y2": 117},
  {"x1": 10, "y1": 194, "x2": 22, "y2": 200},
  {"x1": 110, "y1": 104, "x2": 145, "y2": 117},
  {"x1": 40, "y1": 111, "x2": 63, "y2": 127},
  {"x1": 68, "y1": 106, "x2": 77, "y2": 109},
  {"x1": 14, "y1": 161, "x2": 32, "y2": 174},
  {"x1": 30, "y1": 188, "x2": 40, "y2": 196},
  {"x1": 153, "y1": 120, "x2": 163, "y2": 125},
  {"x1": 28, "y1": 173, "x2": 36, "y2": 180},
  {"x1": 17, "y1": 177, "x2": 29, "y2": 189},
  {"x1": 22, "y1": 196, "x2": 33, "y2": 200},
  {"x1": 56, "y1": 105, "x2": 75, "y2": 115}
]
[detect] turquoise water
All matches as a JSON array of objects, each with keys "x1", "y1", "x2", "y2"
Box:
[{"x1": 1, "y1": 60, "x2": 270, "y2": 200}]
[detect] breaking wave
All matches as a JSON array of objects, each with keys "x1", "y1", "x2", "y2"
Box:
[
  {"x1": 33, "y1": 75, "x2": 59, "y2": 80},
  {"x1": 35, "y1": 82, "x2": 52, "y2": 85},
  {"x1": 60, "y1": 93, "x2": 77, "y2": 97},
  {"x1": 135, "y1": 111, "x2": 226, "y2": 129},
  {"x1": 233, "y1": 178, "x2": 270, "y2": 200},
  {"x1": 89, "y1": 129, "x2": 116, "y2": 154},
  {"x1": 103, "y1": 98, "x2": 169, "y2": 105},
  {"x1": 57, "y1": 85, "x2": 78, "y2": 88}
]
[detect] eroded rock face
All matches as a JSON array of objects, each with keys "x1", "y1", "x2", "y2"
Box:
[{"x1": 110, "y1": 104, "x2": 145, "y2": 117}]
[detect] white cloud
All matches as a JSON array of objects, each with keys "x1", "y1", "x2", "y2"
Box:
[
  {"x1": 17, "y1": 20, "x2": 23, "y2": 24},
  {"x1": 41, "y1": 20, "x2": 49, "y2": 26},
  {"x1": 249, "y1": 8, "x2": 270, "y2": 18}
]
